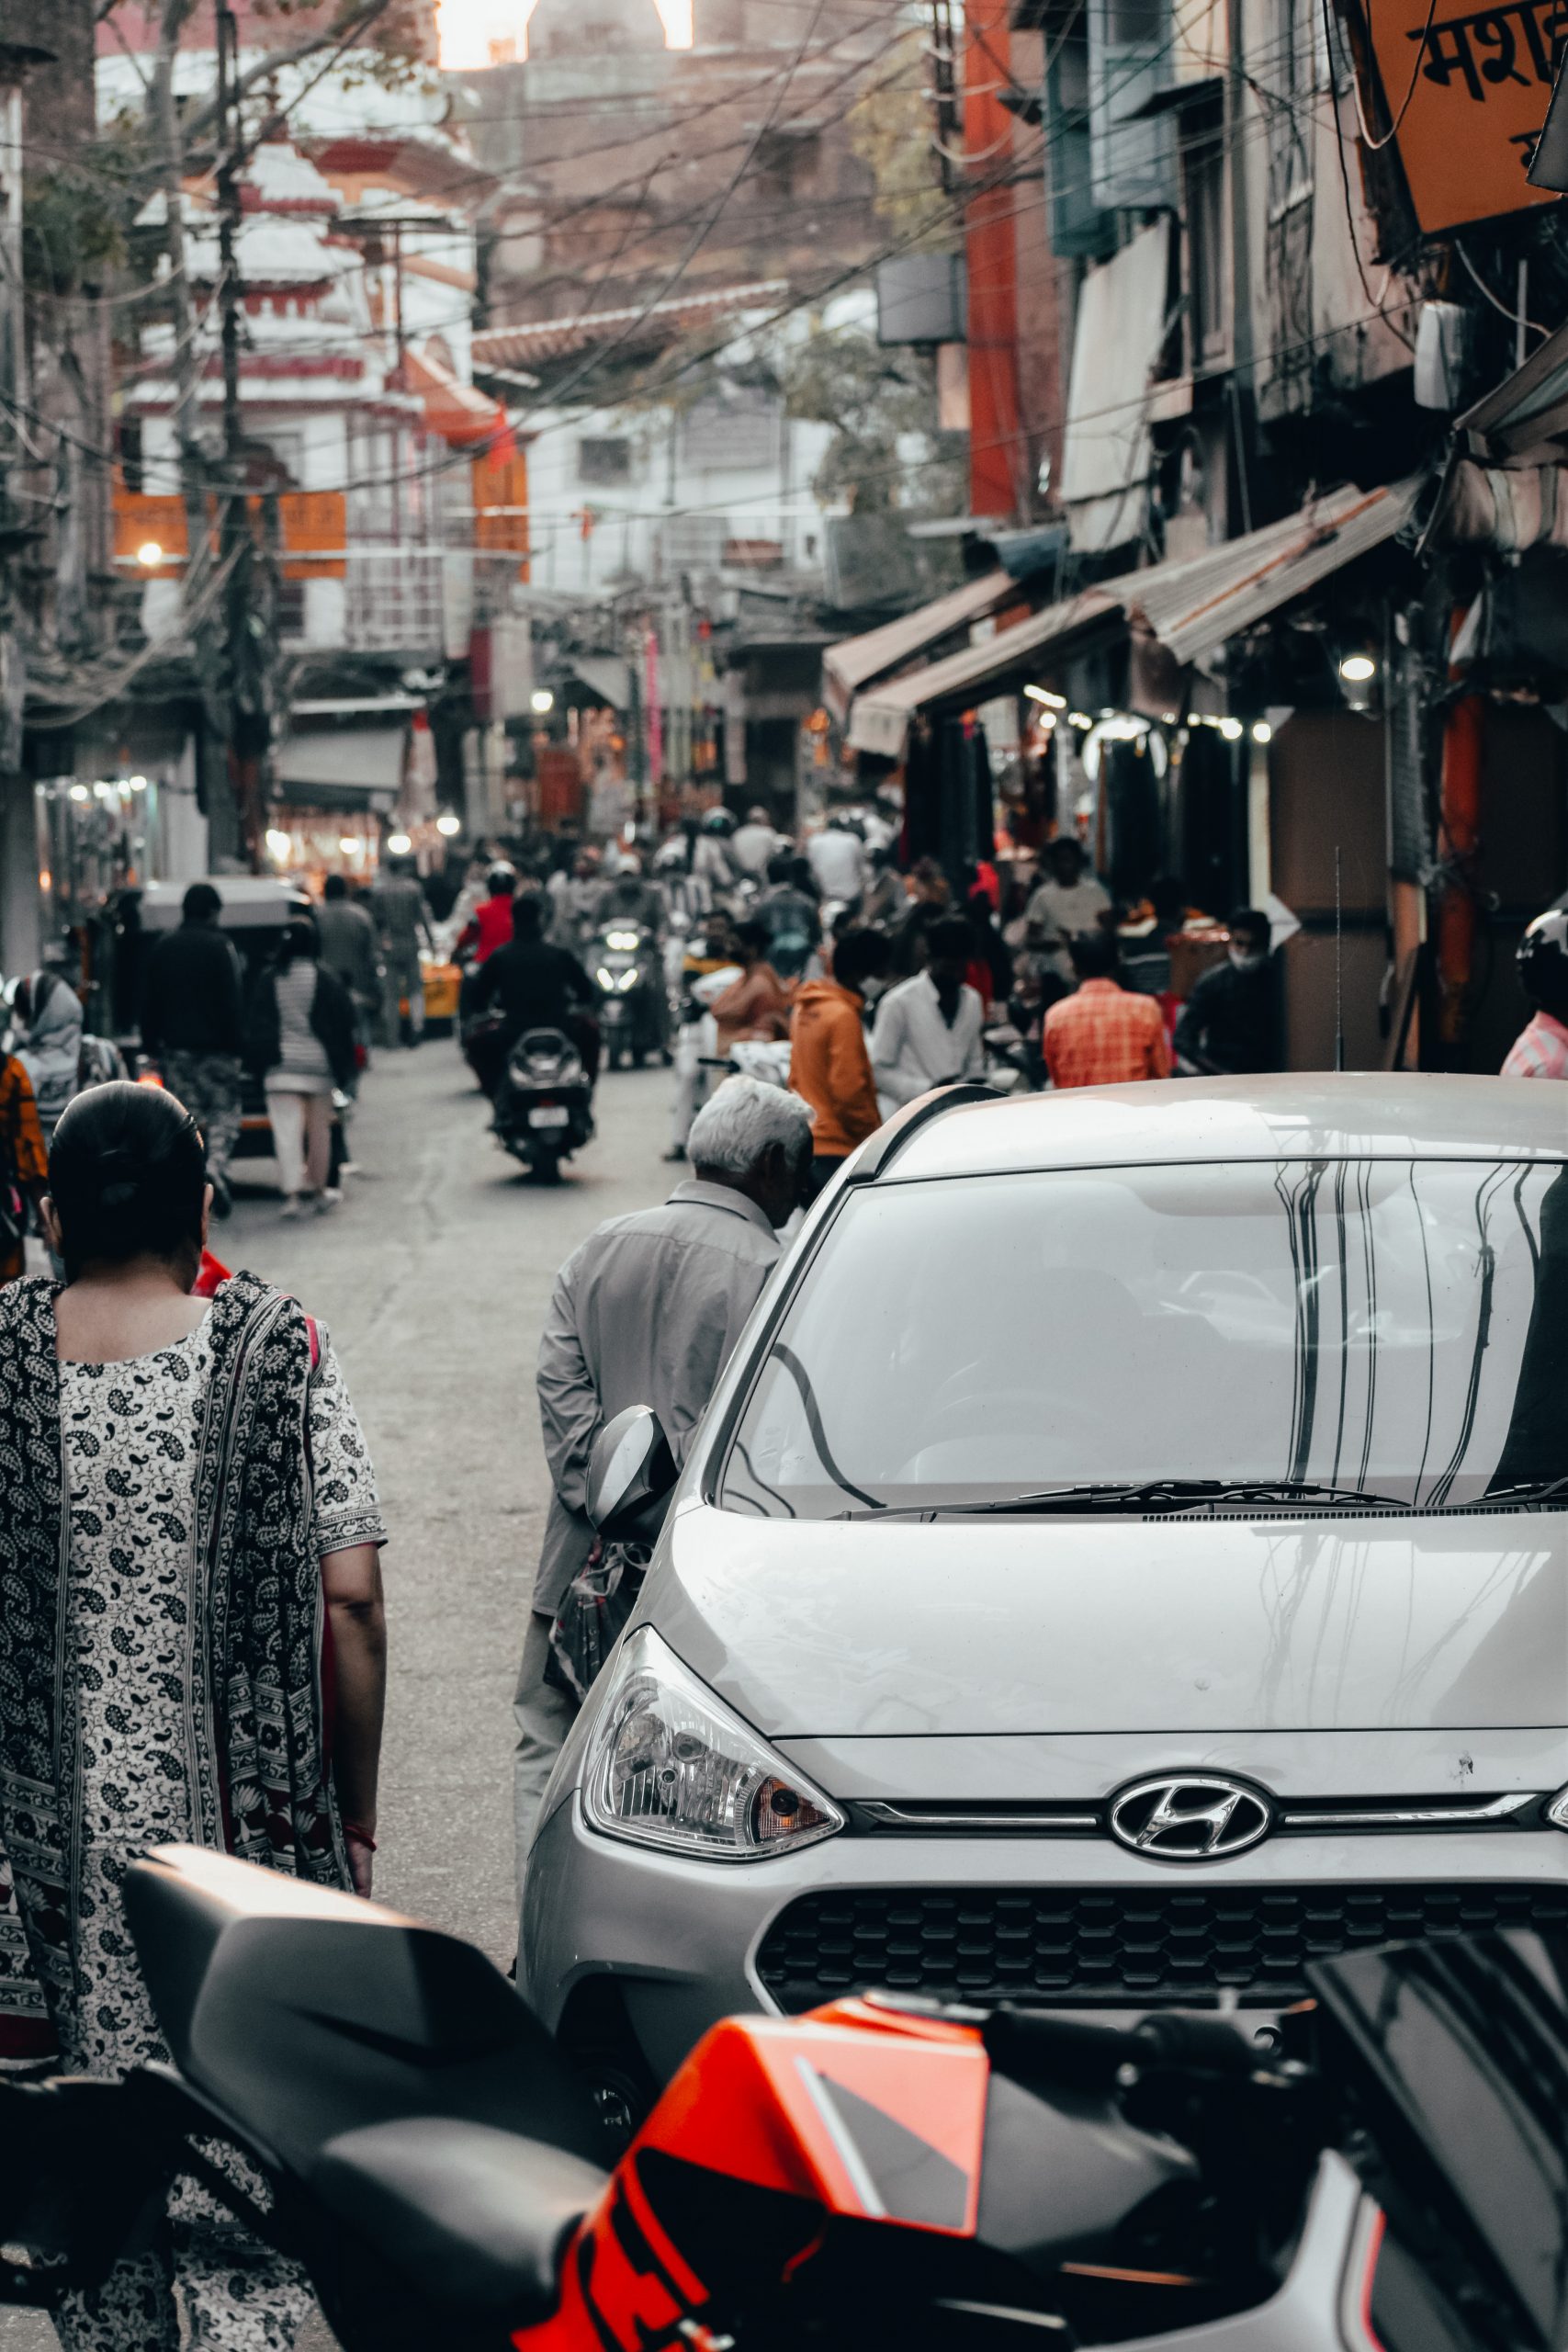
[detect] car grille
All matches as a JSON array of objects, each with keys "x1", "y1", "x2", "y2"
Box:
[{"x1": 755, "y1": 1882, "x2": 1568, "y2": 2011}]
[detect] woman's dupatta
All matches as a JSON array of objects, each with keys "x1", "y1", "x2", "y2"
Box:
[{"x1": 0, "y1": 1271, "x2": 348, "y2": 2062}]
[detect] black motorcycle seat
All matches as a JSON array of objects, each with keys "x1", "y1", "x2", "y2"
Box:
[{"x1": 311, "y1": 2118, "x2": 605, "y2": 2327}]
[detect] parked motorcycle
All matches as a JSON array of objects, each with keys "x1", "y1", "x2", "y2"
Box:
[
  {"x1": 591, "y1": 923, "x2": 665, "y2": 1069},
  {"x1": 0, "y1": 1844, "x2": 1561, "y2": 2352},
  {"x1": 494, "y1": 1024, "x2": 594, "y2": 1182}
]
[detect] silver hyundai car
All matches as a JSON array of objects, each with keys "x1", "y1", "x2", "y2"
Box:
[{"x1": 523, "y1": 1075, "x2": 1568, "y2": 2103}]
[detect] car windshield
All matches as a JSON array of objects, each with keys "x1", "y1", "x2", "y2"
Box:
[{"x1": 719, "y1": 1159, "x2": 1568, "y2": 1519}]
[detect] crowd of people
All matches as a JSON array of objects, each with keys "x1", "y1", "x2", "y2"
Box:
[{"x1": 0, "y1": 801, "x2": 1563, "y2": 2349}]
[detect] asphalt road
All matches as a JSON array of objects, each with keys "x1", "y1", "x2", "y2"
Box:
[{"x1": 1, "y1": 1038, "x2": 679, "y2": 2350}]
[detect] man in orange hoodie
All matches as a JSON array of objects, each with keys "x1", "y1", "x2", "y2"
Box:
[{"x1": 789, "y1": 927, "x2": 890, "y2": 1197}]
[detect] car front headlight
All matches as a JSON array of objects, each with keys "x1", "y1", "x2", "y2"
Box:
[
  {"x1": 1548, "y1": 1785, "x2": 1568, "y2": 1829},
  {"x1": 583, "y1": 1627, "x2": 843, "y2": 1863}
]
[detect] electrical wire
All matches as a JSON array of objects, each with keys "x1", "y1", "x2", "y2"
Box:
[{"x1": 1342, "y1": 0, "x2": 1441, "y2": 149}]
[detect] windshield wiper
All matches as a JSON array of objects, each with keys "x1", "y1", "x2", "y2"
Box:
[
  {"x1": 1473, "y1": 1476, "x2": 1568, "y2": 1509},
  {"x1": 836, "y1": 1478, "x2": 1416, "y2": 1521}
]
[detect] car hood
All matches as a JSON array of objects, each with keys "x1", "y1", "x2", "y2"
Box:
[{"x1": 649, "y1": 1501, "x2": 1568, "y2": 1739}]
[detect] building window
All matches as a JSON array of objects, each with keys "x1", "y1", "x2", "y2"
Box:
[
  {"x1": 578, "y1": 436, "x2": 632, "y2": 486},
  {"x1": 1182, "y1": 102, "x2": 1229, "y2": 371}
]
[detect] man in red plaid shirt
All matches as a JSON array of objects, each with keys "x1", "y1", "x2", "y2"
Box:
[{"x1": 1043, "y1": 929, "x2": 1172, "y2": 1089}]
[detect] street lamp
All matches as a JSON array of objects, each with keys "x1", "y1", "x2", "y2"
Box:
[{"x1": 435, "y1": 811, "x2": 461, "y2": 838}]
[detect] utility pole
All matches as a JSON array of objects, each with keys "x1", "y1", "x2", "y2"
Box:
[
  {"x1": 0, "y1": 16, "x2": 53, "y2": 981},
  {"x1": 214, "y1": 0, "x2": 270, "y2": 870},
  {"x1": 151, "y1": 0, "x2": 239, "y2": 865}
]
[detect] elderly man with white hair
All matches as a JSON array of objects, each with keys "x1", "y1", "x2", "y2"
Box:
[{"x1": 514, "y1": 1076, "x2": 815, "y2": 1879}]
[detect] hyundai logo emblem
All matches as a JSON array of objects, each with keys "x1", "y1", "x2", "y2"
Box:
[{"x1": 1108, "y1": 1775, "x2": 1274, "y2": 1861}]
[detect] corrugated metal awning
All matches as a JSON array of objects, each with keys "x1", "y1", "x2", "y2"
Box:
[
  {"x1": 1459, "y1": 321, "x2": 1568, "y2": 459},
  {"x1": 824, "y1": 570, "x2": 1017, "y2": 722},
  {"x1": 845, "y1": 480, "x2": 1418, "y2": 756},
  {"x1": 847, "y1": 586, "x2": 1122, "y2": 757},
  {"x1": 1133, "y1": 480, "x2": 1420, "y2": 666}
]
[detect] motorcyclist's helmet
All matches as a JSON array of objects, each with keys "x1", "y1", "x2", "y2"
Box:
[
  {"x1": 486, "y1": 862, "x2": 517, "y2": 897},
  {"x1": 1517, "y1": 903, "x2": 1568, "y2": 1020},
  {"x1": 702, "y1": 808, "x2": 737, "y2": 836},
  {"x1": 655, "y1": 839, "x2": 687, "y2": 871}
]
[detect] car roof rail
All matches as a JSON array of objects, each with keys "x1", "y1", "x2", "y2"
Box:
[{"x1": 846, "y1": 1082, "x2": 1000, "y2": 1183}]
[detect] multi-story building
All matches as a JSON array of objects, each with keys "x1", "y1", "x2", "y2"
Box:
[
  {"x1": 102, "y1": 113, "x2": 525, "y2": 882},
  {"x1": 828, "y1": 0, "x2": 1568, "y2": 1074}
]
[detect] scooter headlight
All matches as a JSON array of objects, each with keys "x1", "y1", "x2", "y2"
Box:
[
  {"x1": 595, "y1": 967, "x2": 615, "y2": 989},
  {"x1": 616, "y1": 968, "x2": 638, "y2": 991},
  {"x1": 583, "y1": 1627, "x2": 843, "y2": 1863},
  {"x1": 606, "y1": 930, "x2": 640, "y2": 951}
]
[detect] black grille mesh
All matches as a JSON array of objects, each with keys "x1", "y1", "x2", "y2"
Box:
[{"x1": 755, "y1": 1882, "x2": 1568, "y2": 2010}]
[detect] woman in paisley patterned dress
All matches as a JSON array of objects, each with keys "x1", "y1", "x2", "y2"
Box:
[{"x1": 0, "y1": 1080, "x2": 388, "y2": 2351}]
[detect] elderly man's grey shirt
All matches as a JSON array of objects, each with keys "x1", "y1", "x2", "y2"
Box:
[{"x1": 533, "y1": 1180, "x2": 781, "y2": 1611}]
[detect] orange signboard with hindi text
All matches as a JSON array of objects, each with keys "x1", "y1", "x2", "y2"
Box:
[{"x1": 1366, "y1": 0, "x2": 1562, "y2": 230}]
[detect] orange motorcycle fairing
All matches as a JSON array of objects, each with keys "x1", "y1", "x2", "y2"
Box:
[{"x1": 513, "y1": 2004, "x2": 991, "y2": 2352}]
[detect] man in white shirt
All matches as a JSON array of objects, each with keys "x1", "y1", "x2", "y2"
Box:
[
  {"x1": 1024, "y1": 836, "x2": 1112, "y2": 982},
  {"x1": 732, "y1": 805, "x2": 782, "y2": 878},
  {"x1": 871, "y1": 915, "x2": 986, "y2": 1113},
  {"x1": 807, "y1": 816, "x2": 867, "y2": 902}
]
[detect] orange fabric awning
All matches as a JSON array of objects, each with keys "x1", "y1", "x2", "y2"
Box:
[{"x1": 404, "y1": 345, "x2": 509, "y2": 452}]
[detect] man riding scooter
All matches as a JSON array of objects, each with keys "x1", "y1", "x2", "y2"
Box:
[
  {"x1": 466, "y1": 895, "x2": 600, "y2": 1098},
  {"x1": 591, "y1": 862, "x2": 668, "y2": 1069}
]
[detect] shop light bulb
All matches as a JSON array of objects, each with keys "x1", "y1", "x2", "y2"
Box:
[
  {"x1": 1339, "y1": 653, "x2": 1377, "y2": 684},
  {"x1": 1067, "y1": 712, "x2": 1092, "y2": 729},
  {"x1": 530, "y1": 688, "x2": 555, "y2": 714},
  {"x1": 265, "y1": 829, "x2": 292, "y2": 862},
  {"x1": 435, "y1": 812, "x2": 462, "y2": 838},
  {"x1": 1219, "y1": 718, "x2": 1244, "y2": 742},
  {"x1": 1023, "y1": 684, "x2": 1066, "y2": 709},
  {"x1": 339, "y1": 836, "x2": 360, "y2": 856},
  {"x1": 1252, "y1": 720, "x2": 1272, "y2": 744},
  {"x1": 387, "y1": 831, "x2": 412, "y2": 855},
  {"x1": 136, "y1": 540, "x2": 164, "y2": 569},
  {"x1": 68, "y1": 783, "x2": 89, "y2": 802}
]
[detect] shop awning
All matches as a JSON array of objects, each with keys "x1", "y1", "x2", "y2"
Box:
[
  {"x1": 1059, "y1": 220, "x2": 1172, "y2": 555},
  {"x1": 276, "y1": 723, "x2": 407, "y2": 808},
  {"x1": 847, "y1": 585, "x2": 1122, "y2": 757},
  {"x1": 824, "y1": 570, "x2": 1017, "y2": 725},
  {"x1": 1459, "y1": 320, "x2": 1568, "y2": 459},
  {"x1": 846, "y1": 480, "x2": 1418, "y2": 756},
  {"x1": 1124, "y1": 479, "x2": 1420, "y2": 668},
  {"x1": 567, "y1": 654, "x2": 631, "y2": 708}
]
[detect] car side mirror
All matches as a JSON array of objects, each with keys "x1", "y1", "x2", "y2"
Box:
[{"x1": 587, "y1": 1406, "x2": 677, "y2": 1543}]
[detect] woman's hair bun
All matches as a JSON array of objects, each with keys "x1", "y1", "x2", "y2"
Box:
[{"x1": 49, "y1": 1081, "x2": 206, "y2": 1280}]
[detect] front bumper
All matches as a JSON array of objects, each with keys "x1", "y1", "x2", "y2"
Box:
[{"x1": 523, "y1": 1798, "x2": 1568, "y2": 2084}]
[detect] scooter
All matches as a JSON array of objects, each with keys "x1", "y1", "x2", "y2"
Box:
[
  {"x1": 591, "y1": 923, "x2": 664, "y2": 1069},
  {"x1": 0, "y1": 1843, "x2": 1560, "y2": 2352},
  {"x1": 493, "y1": 1024, "x2": 595, "y2": 1182}
]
